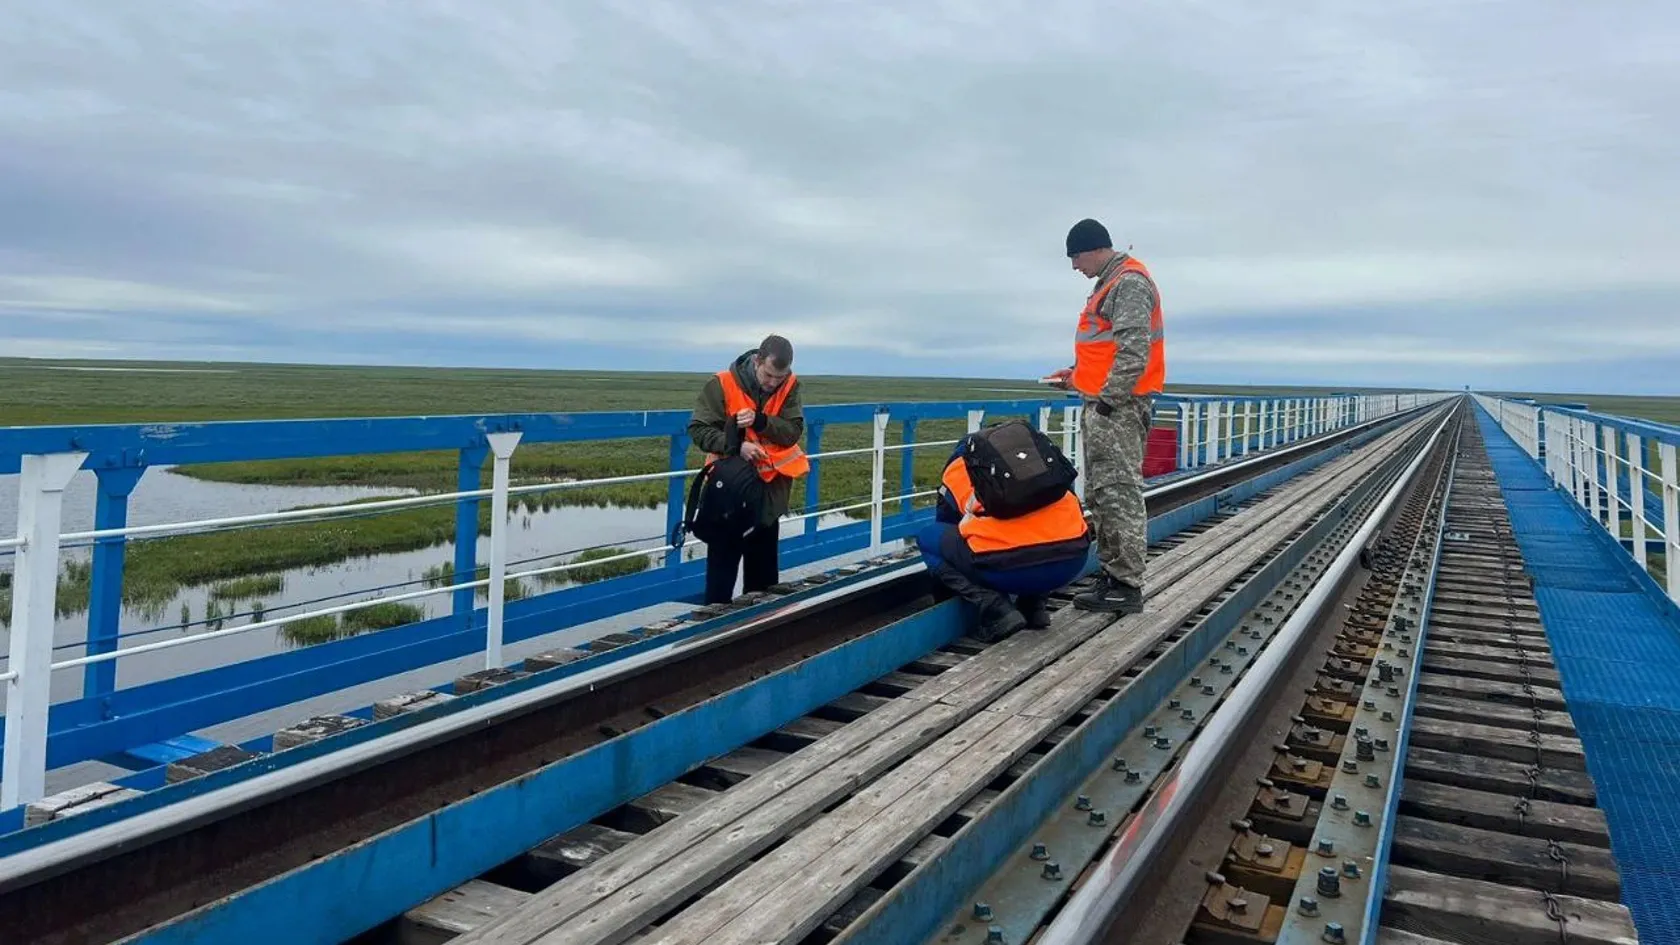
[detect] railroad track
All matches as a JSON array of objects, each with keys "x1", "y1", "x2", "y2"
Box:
[{"x1": 0, "y1": 403, "x2": 1452, "y2": 945}]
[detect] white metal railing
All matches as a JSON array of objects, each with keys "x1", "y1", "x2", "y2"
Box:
[
  {"x1": 1474, "y1": 393, "x2": 1679, "y2": 605},
  {"x1": 1, "y1": 393, "x2": 1437, "y2": 808}
]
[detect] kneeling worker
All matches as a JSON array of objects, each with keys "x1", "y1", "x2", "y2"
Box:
[{"x1": 916, "y1": 420, "x2": 1091, "y2": 642}]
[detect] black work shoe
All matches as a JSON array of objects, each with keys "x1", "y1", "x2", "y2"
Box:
[
  {"x1": 1016, "y1": 595, "x2": 1052, "y2": 629},
  {"x1": 1072, "y1": 576, "x2": 1144, "y2": 615},
  {"x1": 973, "y1": 597, "x2": 1028, "y2": 643}
]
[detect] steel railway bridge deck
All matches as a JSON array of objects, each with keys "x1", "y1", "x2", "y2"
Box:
[{"x1": 2, "y1": 392, "x2": 1676, "y2": 945}]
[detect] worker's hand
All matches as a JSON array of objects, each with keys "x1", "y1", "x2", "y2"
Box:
[
  {"x1": 734, "y1": 408, "x2": 756, "y2": 427},
  {"x1": 740, "y1": 441, "x2": 768, "y2": 463},
  {"x1": 1044, "y1": 367, "x2": 1073, "y2": 390}
]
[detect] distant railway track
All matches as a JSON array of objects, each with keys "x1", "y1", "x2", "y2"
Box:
[{"x1": 0, "y1": 402, "x2": 1453, "y2": 945}]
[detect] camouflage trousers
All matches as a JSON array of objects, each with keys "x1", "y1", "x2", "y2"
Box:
[{"x1": 1080, "y1": 394, "x2": 1153, "y2": 589}]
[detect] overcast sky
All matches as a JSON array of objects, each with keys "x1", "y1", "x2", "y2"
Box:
[{"x1": 1, "y1": 2, "x2": 1675, "y2": 393}]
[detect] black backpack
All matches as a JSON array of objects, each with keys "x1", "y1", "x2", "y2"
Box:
[
  {"x1": 673, "y1": 421, "x2": 765, "y2": 546},
  {"x1": 962, "y1": 419, "x2": 1078, "y2": 519}
]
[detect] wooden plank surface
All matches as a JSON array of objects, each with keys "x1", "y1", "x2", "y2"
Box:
[
  {"x1": 1391, "y1": 816, "x2": 1621, "y2": 899},
  {"x1": 1382, "y1": 865, "x2": 1637, "y2": 945},
  {"x1": 401, "y1": 880, "x2": 532, "y2": 945},
  {"x1": 1411, "y1": 695, "x2": 1578, "y2": 738},
  {"x1": 1414, "y1": 673, "x2": 1567, "y2": 711},
  {"x1": 526, "y1": 824, "x2": 640, "y2": 885},
  {"x1": 1398, "y1": 780, "x2": 1609, "y2": 847},
  {"x1": 1407, "y1": 716, "x2": 1586, "y2": 771}
]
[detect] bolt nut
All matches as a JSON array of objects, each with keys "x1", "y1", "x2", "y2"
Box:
[
  {"x1": 1043, "y1": 861, "x2": 1063, "y2": 881},
  {"x1": 1332, "y1": 794, "x2": 1349, "y2": 810},
  {"x1": 1126, "y1": 769, "x2": 1142, "y2": 783},
  {"x1": 1112, "y1": 757, "x2": 1128, "y2": 771},
  {"x1": 1324, "y1": 921, "x2": 1347, "y2": 944},
  {"x1": 1299, "y1": 896, "x2": 1320, "y2": 916},
  {"x1": 1317, "y1": 866, "x2": 1342, "y2": 897},
  {"x1": 1354, "y1": 810, "x2": 1373, "y2": 827},
  {"x1": 1203, "y1": 685, "x2": 1216, "y2": 695},
  {"x1": 1228, "y1": 895, "x2": 1250, "y2": 914},
  {"x1": 1169, "y1": 698, "x2": 1182, "y2": 709},
  {"x1": 1256, "y1": 842, "x2": 1276, "y2": 857},
  {"x1": 1222, "y1": 664, "x2": 1234, "y2": 675},
  {"x1": 1182, "y1": 708, "x2": 1195, "y2": 720},
  {"x1": 1363, "y1": 700, "x2": 1377, "y2": 710},
  {"x1": 1382, "y1": 710, "x2": 1396, "y2": 722},
  {"x1": 1144, "y1": 725, "x2": 1158, "y2": 738},
  {"x1": 1031, "y1": 842, "x2": 1049, "y2": 860},
  {"x1": 1343, "y1": 860, "x2": 1362, "y2": 878},
  {"x1": 1190, "y1": 675, "x2": 1202, "y2": 686},
  {"x1": 1354, "y1": 726, "x2": 1369, "y2": 738},
  {"x1": 1155, "y1": 736, "x2": 1172, "y2": 750},
  {"x1": 1238, "y1": 646, "x2": 1250, "y2": 655},
  {"x1": 1089, "y1": 809, "x2": 1108, "y2": 827},
  {"x1": 1076, "y1": 795, "x2": 1092, "y2": 811},
  {"x1": 1316, "y1": 838, "x2": 1335, "y2": 856},
  {"x1": 1375, "y1": 737, "x2": 1390, "y2": 752},
  {"x1": 974, "y1": 903, "x2": 994, "y2": 921},
  {"x1": 986, "y1": 927, "x2": 1005, "y2": 945},
  {"x1": 1342, "y1": 760, "x2": 1359, "y2": 773},
  {"x1": 1226, "y1": 640, "x2": 1237, "y2": 650},
  {"x1": 1365, "y1": 774, "x2": 1382, "y2": 788}
]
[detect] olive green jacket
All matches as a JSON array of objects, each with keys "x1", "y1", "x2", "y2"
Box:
[{"x1": 687, "y1": 349, "x2": 807, "y2": 527}]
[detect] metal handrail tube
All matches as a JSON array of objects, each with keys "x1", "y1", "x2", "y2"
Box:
[{"x1": 1035, "y1": 406, "x2": 1452, "y2": 945}]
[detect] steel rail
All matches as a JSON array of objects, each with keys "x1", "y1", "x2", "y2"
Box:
[
  {"x1": 1035, "y1": 403, "x2": 1457, "y2": 945},
  {"x1": 0, "y1": 404, "x2": 1429, "y2": 896}
]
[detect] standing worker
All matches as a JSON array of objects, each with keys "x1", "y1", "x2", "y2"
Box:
[
  {"x1": 1045, "y1": 218, "x2": 1166, "y2": 615},
  {"x1": 687, "y1": 335, "x2": 809, "y2": 604}
]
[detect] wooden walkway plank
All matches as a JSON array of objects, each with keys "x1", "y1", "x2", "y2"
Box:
[
  {"x1": 1407, "y1": 716, "x2": 1586, "y2": 771},
  {"x1": 1414, "y1": 673, "x2": 1568, "y2": 711},
  {"x1": 1398, "y1": 780, "x2": 1609, "y2": 847},
  {"x1": 1411, "y1": 695, "x2": 1578, "y2": 738},
  {"x1": 1382, "y1": 865, "x2": 1637, "y2": 945}
]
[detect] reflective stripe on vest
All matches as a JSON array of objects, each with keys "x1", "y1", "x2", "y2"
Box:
[
  {"x1": 1071, "y1": 255, "x2": 1166, "y2": 399},
  {"x1": 708, "y1": 368, "x2": 811, "y2": 481},
  {"x1": 940, "y1": 458, "x2": 1089, "y2": 556}
]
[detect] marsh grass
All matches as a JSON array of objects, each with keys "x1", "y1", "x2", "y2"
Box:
[{"x1": 279, "y1": 601, "x2": 426, "y2": 647}]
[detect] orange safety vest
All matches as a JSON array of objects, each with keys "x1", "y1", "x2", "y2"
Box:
[
  {"x1": 1071, "y1": 254, "x2": 1166, "y2": 399},
  {"x1": 940, "y1": 458, "x2": 1089, "y2": 558},
  {"x1": 709, "y1": 368, "x2": 811, "y2": 481}
]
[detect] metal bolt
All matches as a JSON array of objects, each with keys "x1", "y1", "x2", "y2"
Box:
[
  {"x1": 1229, "y1": 895, "x2": 1250, "y2": 914},
  {"x1": 1398, "y1": 647, "x2": 1410, "y2": 657},
  {"x1": 1182, "y1": 708, "x2": 1195, "y2": 721},
  {"x1": 1089, "y1": 809, "x2": 1108, "y2": 827},
  {"x1": 1076, "y1": 795, "x2": 1092, "y2": 811},
  {"x1": 1354, "y1": 811, "x2": 1373, "y2": 827},
  {"x1": 1222, "y1": 664, "x2": 1234, "y2": 675},
  {"x1": 1343, "y1": 860, "x2": 1362, "y2": 879},
  {"x1": 1317, "y1": 866, "x2": 1342, "y2": 897},
  {"x1": 1324, "y1": 921, "x2": 1347, "y2": 944},
  {"x1": 1299, "y1": 896, "x2": 1321, "y2": 917},
  {"x1": 1256, "y1": 842, "x2": 1276, "y2": 857},
  {"x1": 1238, "y1": 645, "x2": 1250, "y2": 655},
  {"x1": 1354, "y1": 726, "x2": 1369, "y2": 738},
  {"x1": 1169, "y1": 698, "x2": 1182, "y2": 709},
  {"x1": 974, "y1": 903, "x2": 994, "y2": 921},
  {"x1": 1031, "y1": 843, "x2": 1049, "y2": 860},
  {"x1": 1155, "y1": 736, "x2": 1172, "y2": 750},
  {"x1": 1190, "y1": 675, "x2": 1202, "y2": 686},
  {"x1": 1357, "y1": 739, "x2": 1375, "y2": 762},
  {"x1": 1363, "y1": 700, "x2": 1376, "y2": 710},
  {"x1": 1251, "y1": 628, "x2": 1264, "y2": 639},
  {"x1": 1209, "y1": 656, "x2": 1221, "y2": 666},
  {"x1": 1112, "y1": 758, "x2": 1128, "y2": 771},
  {"x1": 1375, "y1": 737, "x2": 1390, "y2": 752},
  {"x1": 1042, "y1": 861, "x2": 1063, "y2": 881},
  {"x1": 1387, "y1": 686, "x2": 1401, "y2": 697},
  {"x1": 1293, "y1": 757, "x2": 1309, "y2": 771},
  {"x1": 1365, "y1": 774, "x2": 1381, "y2": 788},
  {"x1": 1342, "y1": 760, "x2": 1359, "y2": 773},
  {"x1": 1316, "y1": 838, "x2": 1335, "y2": 856},
  {"x1": 1332, "y1": 794, "x2": 1349, "y2": 810},
  {"x1": 1382, "y1": 710, "x2": 1395, "y2": 722},
  {"x1": 1144, "y1": 725, "x2": 1158, "y2": 738},
  {"x1": 1203, "y1": 685, "x2": 1216, "y2": 695},
  {"x1": 1226, "y1": 640, "x2": 1237, "y2": 650},
  {"x1": 1126, "y1": 770, "x2": 1142, "y2": 784},
  {"x1": 986, "y1": 927, "x2": 1005, "y2": 945}
]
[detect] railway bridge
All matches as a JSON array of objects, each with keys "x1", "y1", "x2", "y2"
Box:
[{"x1": 2, "y1": 389, "x2": 1677, "y2": 945}]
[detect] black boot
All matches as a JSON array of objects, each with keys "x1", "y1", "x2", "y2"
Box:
[
  {"x1": 1072, "y1": 574, "x2": 1144, "y2": 615},
  {"x1": 930, "y1": 563, "x2": 1026, "y2": 643},
  {"x1": 1016, "y1": 594, "x2": 1052, "y2": 629}
]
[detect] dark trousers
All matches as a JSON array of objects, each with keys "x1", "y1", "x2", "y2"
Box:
[
  {"x1": 915, "y1": 524, "x2": 1087, "y2": 596},
  {"x1": 705, "y1": 522, "x2": 780, "y2": 604}
]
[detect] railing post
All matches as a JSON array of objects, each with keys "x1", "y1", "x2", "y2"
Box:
[
  {"x1": 870, "y1": 410, "x2": 890, "y2": 553},
  {"x1": 1629, "y1": 433, "x2": 1648, "y2": 571},
  {"x1": 1241, "y1": 401, "x2": 1253, "y2": 455},
  {"x1": 453, "y1": 445, "x2": 489, "y2": 624},
  {"x1": 1206, "y1": 401, "x2": 1222, "y2": 465},
  {"x1": 483, "y1": 431, "x2": 522, "y2": 670},
  {"x1": 1066, "y1": 405, "x2": 1085, "y2": 501},
  {"x1": 1182, "y1": 400, "x2": 1196, "y2": 467},
  {"x1": 804, "y1": 422, "x2": 824, "y2": 539},
  {"x1": 3, "y1": 451, "x2": 86, "y2": 810},
  {"x1": 665, "y1": 435, "x2": 688, "y2": 567},
  {"x1": 1661, "y1": 442, "x2": 1679, "y2": 602},
  {"x1": 1600, "y1": 425, "x2": 1618, "y2": 533},
  {"x1": 899, "y1": 417, "x2": 918, "y2": 517},
  {"x1": 85, "y1": 465, "x2": 144, "y2": 698}
]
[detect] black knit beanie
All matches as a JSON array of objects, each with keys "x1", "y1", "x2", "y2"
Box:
[{"x1": 1065, "y1": 218, "x2": 1112, "y2": 257}]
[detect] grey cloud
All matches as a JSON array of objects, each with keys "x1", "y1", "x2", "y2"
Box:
[{"x1": 1, "y1": 1, "x2": 1676, "y2": 393}]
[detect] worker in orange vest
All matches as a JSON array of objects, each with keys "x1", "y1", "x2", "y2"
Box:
[
  {"x1": 915, "y1": 435, "x2": 1092, "y2": 642},
  {"x1": 1045, "y1": 218, "x2": 1165, "y2": 615},
  {"x1": 686, "y1": 335, "x2": 810, "y2": 603}
]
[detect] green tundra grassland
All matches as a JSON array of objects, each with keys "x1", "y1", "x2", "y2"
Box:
[{"x1": 6, "y1": 357, "x2": 1669, "y2": 617}]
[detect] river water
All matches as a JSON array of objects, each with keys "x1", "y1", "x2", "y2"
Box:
[{"x1": 1, "y1": 466, "x2": 864, "y2": 707}]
